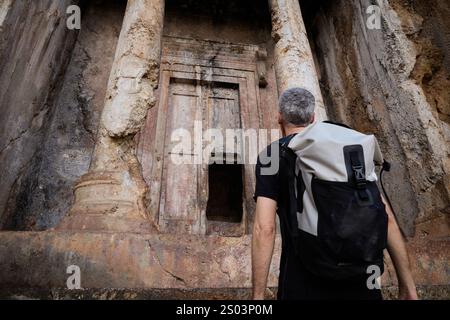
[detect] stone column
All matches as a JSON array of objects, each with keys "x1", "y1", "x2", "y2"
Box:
[
  {"x1": 0, "y1": 0, "x2": 13, "y2": 27},
  {"x1": 58, "y1": 0, "x2": 165, "y2": 233},
  {"x1": 269, "y1": 0, "x2": 328, "y2": 121}
]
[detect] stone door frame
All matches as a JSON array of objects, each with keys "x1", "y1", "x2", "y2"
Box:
[{"x1": 143, "y1": 36, "x2": 265, "y2": 235}]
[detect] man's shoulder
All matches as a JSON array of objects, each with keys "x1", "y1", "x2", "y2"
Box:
[
  {"x1": 260, "y1": 135, "x2": 296, "y2": 155},
  {"x1": 258, "y1": 139, "x2": 282, "y2": 161}
]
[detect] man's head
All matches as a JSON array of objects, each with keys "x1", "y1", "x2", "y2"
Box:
[{"x1": 278, "y1": 87, "x2": 316, "y2": 128}]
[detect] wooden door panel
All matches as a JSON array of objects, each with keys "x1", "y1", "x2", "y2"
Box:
[
  {"x1": 205, "y1": 84, "x2": 242, "y2": 159},
  {"x1": 161, "y1": 81, "x2": 199, "y2": 222},
  {"x1": 208, "y1": 86, "x2": 240, "y2": 130}
]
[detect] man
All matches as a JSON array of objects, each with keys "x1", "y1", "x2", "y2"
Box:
[{"x1": 251, "y1": 87, "x2": 418, "y2": 300}]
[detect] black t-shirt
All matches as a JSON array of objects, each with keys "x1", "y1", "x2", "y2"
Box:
[
  {"x1": 254, "y1": 135, "x2": 383, "y2": 300},
  {"x1": 254, "y1": 135, "x2": 291, "y2": 203}
]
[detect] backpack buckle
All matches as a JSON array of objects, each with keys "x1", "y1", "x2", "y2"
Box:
[
  {"x1": 352, "y1": 165, "x2": 370, "y2": 202},
  {"x1": 352, "y1": 165, "x2": 366, "y2": 189}
]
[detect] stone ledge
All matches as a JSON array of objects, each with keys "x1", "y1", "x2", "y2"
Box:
[
  {"x1": 0, "y1": 231, "x2": 281, "y2": 289},
  {"x1": 1, "y1": 286, "x2": 448, "y2": 300},
  {"x1": 0, "y1": 231, "x2": 447, "y2": 299}
]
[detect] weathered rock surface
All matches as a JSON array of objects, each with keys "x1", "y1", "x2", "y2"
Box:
[
  {"x1": 0, "y1": 0, "x2": 79, "y2": 229},
  {"x1": 0, "y1": 0, "x2": 125, "y2": 230},
  {"x1": 308, "y1": 0, "x2": 450, "y2": 237}
]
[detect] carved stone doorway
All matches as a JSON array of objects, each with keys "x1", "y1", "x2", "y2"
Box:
[{"x1": 139, "y1": 36, "x2": 277, "y2": 236}]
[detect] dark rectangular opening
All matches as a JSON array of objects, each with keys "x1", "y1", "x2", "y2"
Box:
[{"x1": 206, "y1": 161, "x2": 244, "y2": 236}]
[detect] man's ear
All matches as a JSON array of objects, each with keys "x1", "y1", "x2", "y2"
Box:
[
  {"x1": 278, "y1": 112, "x2": 283, "y2": 125},
  {"x1": 310, "y1": 112, "x2": 316, "y2": 124}
]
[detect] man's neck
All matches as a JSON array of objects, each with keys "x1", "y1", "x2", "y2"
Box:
[{"x1": 284, "y1": 125, "x2": 307, "y2": 137}]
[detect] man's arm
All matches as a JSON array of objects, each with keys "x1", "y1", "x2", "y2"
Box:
[
  {"x1": 383, "y1": 196, "x2": 418, "y2": 300},
  {"x1": 252, "y1": 197, "x2": 277, "y2": 300}
]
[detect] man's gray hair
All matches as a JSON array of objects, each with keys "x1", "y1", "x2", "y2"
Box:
[{"x1": 279, "y1": 88, "x2": 315, "y2": 126}]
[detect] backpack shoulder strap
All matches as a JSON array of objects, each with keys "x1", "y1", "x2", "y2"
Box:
[{"x1": 278, "y1": 135, "x2": 304, "y2": 246}]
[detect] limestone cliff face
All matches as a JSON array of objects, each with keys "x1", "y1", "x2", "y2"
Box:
[
  {"x1": 0, "y1": 0, "x2": 79, "y2": 229},
  {"x1": 307, "y1": 0, "x2": 450, "y2": 237},
  {"x1": 0, "y1": 0, "x2": 126, "y2": 230}
]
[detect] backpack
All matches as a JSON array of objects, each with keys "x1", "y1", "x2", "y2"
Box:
[{"x1": 278, "y1": 121, "x2": 389, "y2": 281}]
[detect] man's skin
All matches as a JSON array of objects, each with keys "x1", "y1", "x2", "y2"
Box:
[{"x1": 251, "y1": 113, "x2": 418, "y2": 300}]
